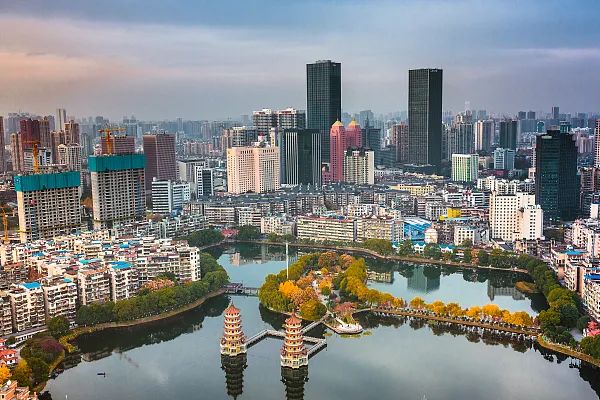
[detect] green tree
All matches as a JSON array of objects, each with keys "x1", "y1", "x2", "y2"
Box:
[
  {"x1": 186, "y1": 228, "x2": 224, "y2": 247},
  {"x1": 558, "y1": 303, "x2": 579, "y2": 328},
  {"x1": 463, "y1": 249, "x2": 473, "y2": 263},
  {"x1": 477, "y1": 250, "x2": 489, "y2": 265},
  {"x1": 27, "y1": 357, "x2": 49, "y2": 384},
  {"x1": 47, "y1": 316, "x2": 70, "y2": 339},
  {"x1": 423, "y1": 244, "x2": 441, "y2": 260},
  {"x1": 397, "y1": 240, "x2": 414, "y2": 256},
  {"x1": 538, "y1": 308, "x2": 561, "y2": 329},
  {"x1": 11, "y1": 360, "x2": 31, "y2": 387},
  {"x1": 236, "y1": 225, "x2": 261, "y2": 240},
  {"x1": 299, "y1": 299, "x2": 327, "y2": 321},
  {"x1": 362, "y1": 239, "x2": 393, "y2": 255}
]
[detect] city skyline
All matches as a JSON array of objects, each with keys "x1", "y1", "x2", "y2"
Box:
[{"x1": 1, "y1": 0, "x2": 600, "y2": 119}]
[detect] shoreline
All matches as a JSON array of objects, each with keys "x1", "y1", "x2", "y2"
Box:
[
  {"x1": 233, "y1": 239, "x2": 529, "y2": 274},
  {"x1": 43, "y1": 288, "x2": 226, "y2": 392}
]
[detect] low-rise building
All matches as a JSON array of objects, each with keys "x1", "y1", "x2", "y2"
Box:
[{"x1": 296, "y1": 216, "x2": 356, "y2": 242}]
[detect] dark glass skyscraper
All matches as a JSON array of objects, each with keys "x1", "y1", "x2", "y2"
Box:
[
  {"x1": 407, "y1": 68, "x2": 443, "y2": 169},
  {"x1": 278, "y1": 128, "x2": 323, "y2": 187},
  {"x1": 306, "y1": 60, "x2": 341, "y2": 162},
  {"x1": 498, "y1": 119, "x2": 518, "y2": 150},
  {"x1": 535, "y1": 129, "x2": 578, "y2": 222}
]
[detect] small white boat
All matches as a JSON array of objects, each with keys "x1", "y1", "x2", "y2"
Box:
[{"x1": 335, "y1": 318, "x2": 363, "y2": 334}]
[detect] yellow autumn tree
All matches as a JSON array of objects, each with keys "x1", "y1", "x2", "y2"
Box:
[
  {"x1": 446, "y1": 302, "x2": 464, "y2": 317},
  {"x1": 481, "y1": 304, "x2": 502, "y2": 318},
  {"x1": 0, "y1": 364, "x2": 10, "y2": 384},
  {"x1": 466, "y1": 306, "x2": 482, "y2": 319},
  {"x1": 279, "y1": 280, "x2": 302, "y2": 300},
  {"x1": 392, "y1": 297, "x2": 406, "y2": 308},
  {"x1": 506, "y1": 311, "x2": 533, "y2": 326},
  {"x1": 410, "y1": 297, "x2": 426, "y2": 309},
  {"x1": 428, "y1": 300, "x2": 446, "y2": 315}
]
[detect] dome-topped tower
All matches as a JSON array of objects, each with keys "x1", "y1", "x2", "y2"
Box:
[
  {"x1": 220, "y1": 303, "x2": 247, "y2": 356},
  {"x1": 280, "y1": 313, "x2": 308, "y2": 369}
]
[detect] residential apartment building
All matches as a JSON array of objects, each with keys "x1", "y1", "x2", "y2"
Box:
[
  {"x1": 41, "y1": 276, "x2": 77, "y2": 321},
  {"x1": 296, "y1": 216, "x2": 356, "y2": 242},
  {"x1": 8, "y1": 283, "x2": 46, "y2": 332},
  {"x1": 226, "y1": 146, "x2": 280, "y2": 194}
]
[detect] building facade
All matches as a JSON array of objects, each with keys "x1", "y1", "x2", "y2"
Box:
[{"x1": 226, "y1": 146, "x2": 280, "y2": 194}]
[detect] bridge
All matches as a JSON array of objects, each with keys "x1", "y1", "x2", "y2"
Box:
[
  {"x1": 245, "y1": 328, "x2": 327, "y2": 358},
  {"x1": 371, "y1": 308, "x2": 540, "y2": 337},
  {"x1": 224, "y1": 283, "x2": 259, "y2": 296}
]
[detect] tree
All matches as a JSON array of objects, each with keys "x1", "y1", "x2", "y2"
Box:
[
  {"x1": 300, "y1": 299, "x2": 327, "y2": 320},
  {"x1": 186, "y1": 228, "x2": 224, "y2": 247},
  {"x1": 477, "y1": 250, "x2": 489, "y2": 265},
  {"x1": 577, "y1": 315, "x2": 591, "y2": 332},
  {"x1": 27, "y1": 357, "x2": 49, "y2": 384},
  {"x1": 463, "y1": 249, "x2": 473, "y2": 263},
  {"x1": 363, "y1": 239, "x2": 393, "y2": 255},
  {"x1": 321, "y1": 286, "x2": 331, "y2": 296},
  {"x1": 47, "y1": 316, "x2": 70, "y2": 339},
  {"x1": 423, "y1": 244, "x2": 441, "y2": 260},
  {"x1": 318, "y1": 252, "x2": 338, "y2": 270},
  {"x1": 267, "y1": 232, "x2": 279, "y2": 242},
  {"x1": 397, "y1": 240, "x2": 414, "y2": 256},
  {"x1": 11, "y1": 360, "x2": 31, "y2": 387},
  {"x1": 538, "y1": 308, "x2": 561, "y2": 329},
  {"x1": 236, "y1": 225, "x2": 261, "y2": 240},
  {"x1": 410, "y1": 297, "x2": 426, "y2": 309},
  {"x1": 461, "y1": 239, "x2": 473, "y2": 248},
  {"x1": 559, "y1": 303, "x2": 579, "y2": 328},
  {"x1": 0, "y1": 364, "x2": 10, "y2": 384}
]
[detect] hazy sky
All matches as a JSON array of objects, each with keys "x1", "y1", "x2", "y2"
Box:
[{"x1": 0, "y1": 0, "x2": 599, "y2": 120}]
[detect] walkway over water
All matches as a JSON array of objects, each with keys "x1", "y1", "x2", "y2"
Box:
[
  {"x1": 245, "y1": 329, "x2": 327, "y2": 358},
  {"x1": 371, "y1": 308, "x2": 541, "y2": 337},
  {"x1": 224, "y1": 283, "x2": 259, "y2": 296}
]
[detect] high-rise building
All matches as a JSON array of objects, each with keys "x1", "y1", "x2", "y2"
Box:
[
  {"x1": 346, "y1": 120, "x2": 362, "y2": 148},
  {"x1": 391, "y1": 123, "x2": 409, "y2": 164},
  {"x1": 252, "y1": 109, "x2": 276, "y2": 137},
  {"x1": 19, "y1": 118, "x2": 40, "y2": 149},
  {"x1": 10, "y1": 133, "x2": 23, "y2": 172},
  {"x1": 226, "y1": 146, "x2": 280, "y2": 194},
  {"x1": 490, "y1": 191, "x2": 536, "y2": 241},
  {"x1": 220, "y1": 127, "x2": 258, "y2": 150},
  {"x1": 151, "y1": 179, "x2": 191, "y2": 215},
  {"x1": 0, "y1": 117, "x2": 5, "y2": 173},
  {"x1": 101, "y1": 134, "x2": 135, "y2": 155},
  {"x1": 56, "y1": 108, "x2": 67, "y2": 132},
  {"x1": 361, "y1": 122, "x2": 382, "y2": 164},
  {"x1": 447, "y1": 115, "x2": 474, "y2": 157},
  {"x1": 407, "y1": 68, "x2": 443, "y2": 169},
  {"x1": 498, "y1": 119, "x2": 518, "y2": 150},
  {"x1": 14, "y1": 171, "x2": 82, "y2": 242},
  {"x1": 64, "y1": 120, "x2": 80, "y2": 144},
  {"x1": 307, "y1": 60, "x2": 341, "y2": 162},
  {"x1": 451, "y1": 154, "x2": 478, "y2": 183},
  {"x1": 594, "y1": 120, "x2": 600, "y2": 168},
  {"x1": 195, "y1": 167, "x2": 215, "y2": 197},
  {"x1": 278, "y1": 128, "x2": 322, "y2": 187},
  {"x1": 527, "y1": 111, "x2": 536, "y2": 120},
  {"x1": 89, "y1": 154, "x2": 146, "y2": 229},
  {"x1": 343, "y1": 148, "x2": 374, "y2": 185},
  {"x1": 143, "y1": 131, "x2": 176, "y2": 190},
  {"x1": 57, "y1": 144, "x2": 83, "y2": 185},
  {"x1": 552, "y1": 106, "x2": 560, "y2": 121},
  {"x1": 39, "y1": 117, "x2": 52, "y2": 149},
  {"x1": 535, "y1": 129, "x2": 578, "y2": 222},
  {"x1": 493, "y1": 148, "x2": 516, "y2": 170},
  {"x1": 475, "y1": 120, "x2": 494, "y2": 153},
  {"x1": 276, "y1": 108, "x2": 306, "y2": 130},
  {"x1": 329, "y1": 121, "x2": 346, "y2": 182}
]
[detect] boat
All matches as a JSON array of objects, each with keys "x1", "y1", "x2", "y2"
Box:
[
  {"x1": 334, "y1": 318, "x2": 363, "y2": 334},
  {"x1": 97, "y1": 372, "x2": 107, "y2": 377}
]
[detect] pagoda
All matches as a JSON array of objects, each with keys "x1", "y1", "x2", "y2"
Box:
[
  {"x1": 220, "y1": 303, "x2": 247, "y2": 356},
  {"x1": 280, "y1": 313, "x2": 308, "y2": 369},
  {"x1": 221, "y1": 353, "x2": 247, "y2": 399}
]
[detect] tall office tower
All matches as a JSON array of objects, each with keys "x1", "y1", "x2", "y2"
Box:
[
  {"x1": 143, "y1": 131, "x2": 176, "y2": 190},
  {"x1": 57, "y1": 144, "x2": 82, "y2": 174},
  {"x1": 475, "y1": 120, "x2": 494, "y2": 152},
  {"x1": 278, "y1": 128, "x2": 322, "y2": 187},
  {"x1": 89, "y1": 154, "x2": 147, "y2": 229},
  {"x1": 101, "y1": 134, "x2": 135, "y2": 155},
  {"x1": 560, "y1": 121, "x2": 571, "y2": 134},
  {"x1": 226, "y1": 146, "x2": 280, "y2": 194},
  {"x1": 19, "y1": 118, "x2": 40, "y2": 149},
  {"x1": 362, "y1": 123, "x2": 382, "y2": 164},
  {"x1": 123, "y1": 116, "x2": 139, "y2": 138},
  {"x1": 517, "y1": 111, "x2": 527, "y2": 120},
  {"x1": 407, "y1": 68, "x2": 443, "y2": 169},
  {"x1": 277, "y1": 108, "x2": 306, "y2": 130},
  {"x1": 39, "y1": 117, "x2": 52, "y2": 148},
  {"x1": 451, "y1": 154, "x2": 478, "y2": 183},
  {"x1": 252, "y1": 109, "x2": 277, "y2": 137},
  {"x1": 10, "y1": 133, "x2": 24, "y2": 172},
  {"x1": 527, "y1": 111, "x2": 536, "y2": 120},
  {"x1": 392, "y1": 123, "x2": 409, "y2": 164},
  {"x1": 343, "y1": 148, "x2": 374, "y2": 185},
  {"x1": 329, "y1": 121, "x2": 347, "y2": 182},
  {"x1": 535, "y1": 129, "x2": 578, "y2": 222},
  {"x1": 151, "y1": 179, "x2": 191, "y2": 215},
  {"x1": 195, "y1": 167, "x2": 215, "y2": 197},
  {"x1": 447, "y1": 117, "x2": 474, "y2": 157},
  {"x1": 493, "y1": 148, "x2": 516, "y2": 170},
  {"x1": 0, "y1": 117, "x2": 5, "y2": 173},
  {"x1": 64, "y1": 120, "x2": 80, "y2": 144},
  {"x1": 56, "y1": 108, "x2": 67, "y2": 132},
  {"x1": 552, "y1": 106, "x2": 560, "y2": 121},
  {"x1": 307, "y1": 60, "x2": 341, "y2": 162},
  {"x1": 358, "y1": 110, "x2": 374, "y2": 127},
  {"x1": 537, "y1": 121, "x2": 546, "y2": 133},
  {"x1": 498, "y1": 119, "x2": 518, "y2": 150},
  {"x1": 595, "y1": 120, "x2": 600, "y2": 168},
  {"x1": 14, "y1": 171, "x2": 82, "y2": 242},
  {"x1": 221, "y1": 127, "x2": 258, "y2": 150}
]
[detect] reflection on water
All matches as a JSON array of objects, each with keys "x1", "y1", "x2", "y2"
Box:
[{"x1": 41, "y1": 244, "x2": 599, "y2": 400}]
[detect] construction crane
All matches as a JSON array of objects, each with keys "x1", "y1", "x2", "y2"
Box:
[
  {"x1": 0, "y1": 204, "x2": 9, "y2": 244},
  {"x1": 98, "y1": 127, "x2": 126, "y2": 155}
]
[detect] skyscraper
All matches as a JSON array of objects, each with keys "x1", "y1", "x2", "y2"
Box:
[
  {"x1": 595, "y1": 120, "x2": 600, "y2": 168},
  {"x1": 451, "y1": 154, "x2": 478, "y2": 183},
  {"x1": 0, "y1": 117, "x2": 5, "y2": 173},
  {"x1": 307, "y1": 60, "x2": 341, "y2": 162},
  {"x1": 276, "y1": 108, "x2": 306, "y2": 130},
  {"x1": 407, "y1": 68, "x2": 443, "y2": 169},
  {"x1": 19, "y1": 118, "x2": 40, "y2": 149},
  {"x1": 278, "y1": 128, "x2": 322, "y2": 187},
  {"x1": 195, "y1": 167, "x2": 215, "y2": 197},
  {"x1": 498, "y1": 119, "x2": 518, "y2": 150},
  {"x1": 343, "y1": 148, "x2": 375, "y2": 185},
  {"x1": 346, "y1": 120, "x2": 362, "y2": 148},
  {"x1": 329, "y1": 121, "x2": 346, "y2": 182},
  {"x1": 447, "y1": 114, "x2": 474, "y2": 157},
  {"x1": 226, "y1": 146, "x2": 280, "y2": 194},
  {"x1": 535, "y1": 129, "x2": 578, "y2": 222},
  {"x1": 143, "y1": 131, "x2": 176, "y2": 190},
  {"x1": 552, "y1": 106, "x2": 560, "y2": 121},
  {"x1": 64, "y1": 120, "x2": 80, "y2": 144},
  {"x1": 56, "y1": 108, "x2": 67, "y2": 132},
  {"x1": 252, "y1": 109, "x2": 276, "y2": 138},
  {"x1": 89, "y1": 154, "x2": 147, "y2": 229},
  {"x1": 392, "y1": 123, "x2": 409, "y2": 164},
  {"x1": 475, "y1": 120, "x2": 494, "y2": 153}
]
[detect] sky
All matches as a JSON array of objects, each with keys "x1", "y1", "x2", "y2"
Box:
[{"x1": 0, "y1": 0, "x2": 599, "y2": 120}]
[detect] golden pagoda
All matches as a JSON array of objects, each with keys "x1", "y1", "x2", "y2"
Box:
[
  {"x1": 220, "y1": 303, "x2": 247, "y2": 356},
  {"x1": 280, "y1": 313, "x2": 308, "y2": 368}
]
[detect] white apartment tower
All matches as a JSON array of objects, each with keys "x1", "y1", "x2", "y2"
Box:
[
  {"x1": 343, "y1": 148, "x2": 375, "y2": 185},
  {"x1": 226, "y1": 146, "x2": 280, "y2": 194},
  {"x1": 451, "y1": 154, "x2": 479, "y2": 182}
]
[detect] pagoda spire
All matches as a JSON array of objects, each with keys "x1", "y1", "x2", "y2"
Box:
[
  {"x1": 220, "y1": 303, "x2": 247, "y2": 356},
  {"x1": 280, "y1": 312, "x2": 308, "y2": 369}
]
